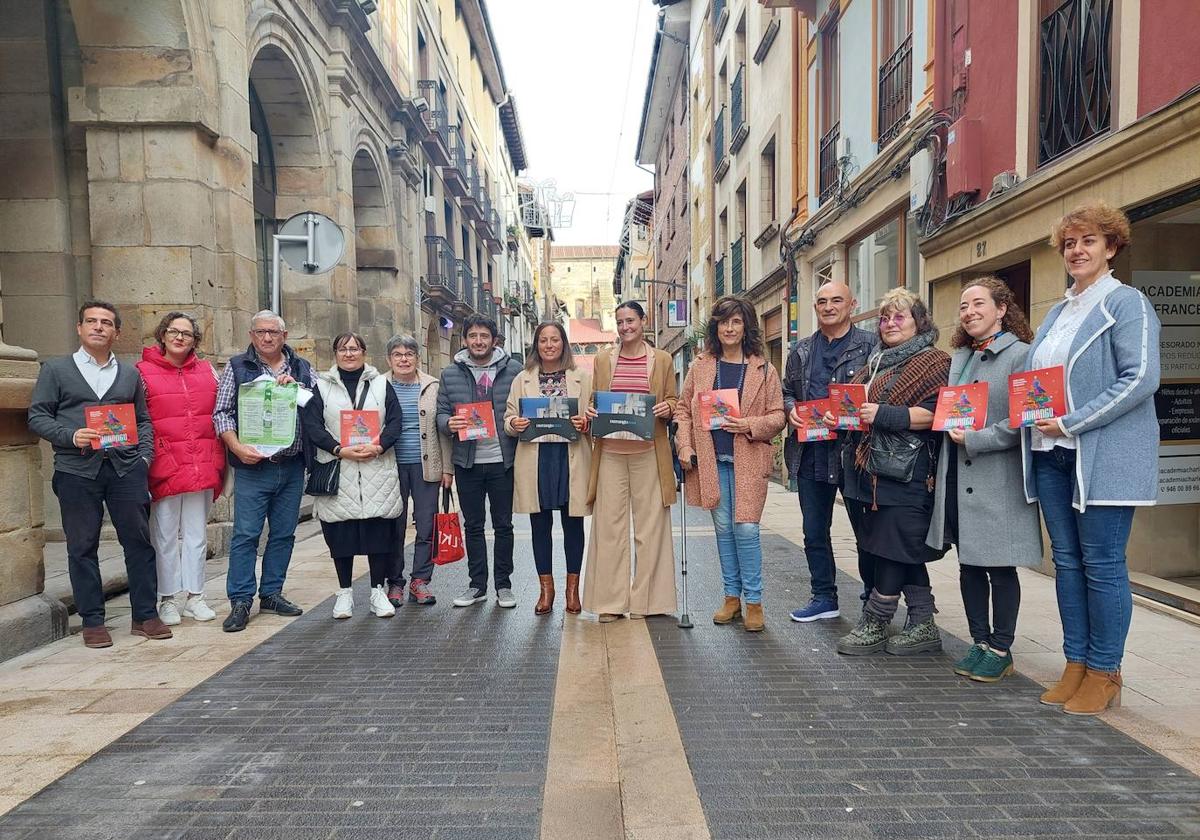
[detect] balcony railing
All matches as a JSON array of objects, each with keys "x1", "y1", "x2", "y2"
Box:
[
  {"x1": 444, "y1": 126, "x2": 469, "y2": 197},
  {"x1": 731, "y1": 235, "x2": 744, "y2": 293},
  {"x1": 713, "y1": 105, "x2": 728, "y2": 181},
  {"x1": 818, "y1": 122, "x2": 840, "y2": 205},
  {"x1": 416, "y1": 80, "x2": 450, "y2": 166},
  {"x1": 730, "y1": 64, "x2": 748, "y2": 152},
  {"x1": 877, "y1": 34, "x2": 912, "y2": 149},
  {"x1": 422, "y1": 236, "x2": 458, "y2": 300},
  {"x1": 712, "y1": 0, "x2": 728, "y2": 40},
  {"x1": 714, "y1": 253, "x2": 726, "y2": 298},
  {"x1": 462, "y1": 158, "x2": 483, "y2": 221},
  {"x1": 1038, "y1": 0, "x2": 1113, "y2": 165}
]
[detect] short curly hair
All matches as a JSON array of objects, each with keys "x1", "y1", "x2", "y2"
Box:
[
  {"x1": 153, "y1": 311, "x2": 202, "y2": 352},
  {"x1": 1049, "y1": 200, "x2": 1132, "y2": 256}
]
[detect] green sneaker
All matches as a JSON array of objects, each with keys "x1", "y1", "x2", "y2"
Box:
[
  {"x1": 968, "y1": 649, "x2": 1014, "y2": 682},
  {"x1": 884, "y1": 618, "x2": 942, "y2": 656},
  {"x1": 836, "y1": 615, "x2": 889, "y2": 655},
  {"x1": 953, "y1": 643, "x2": 988, "y2": 676}
]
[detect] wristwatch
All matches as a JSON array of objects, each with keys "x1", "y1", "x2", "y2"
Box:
[{"x1": 333, "y1": 445, "x2": 342, "y2": 457}]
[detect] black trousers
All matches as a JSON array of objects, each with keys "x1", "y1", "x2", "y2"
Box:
[
  {"x1": 389, "y1": 462, "x2": 440, "y2": 586},
  {"x1": 869, "y1": 551, "x2": 930, "y2": 596},
  {"x1": 455, "y1": 461, "x2": 515, "y2": 592},
  {"x1": 530, "y1": 506, "x2": 584, "y2": 576},
  {"x1": 52, "y1": 461, "x2": 158, "y2": 627},
  {"x1": 334, "y1": 554, "x2": 390, "y2": 588},
  {"x1": 843, "y1": 497, "x2": 879, "y2": 601},
  {"x1": 960, "y1": 564, "x2": 1021, "y2": 651}
]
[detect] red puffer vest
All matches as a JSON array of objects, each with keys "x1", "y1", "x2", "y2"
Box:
[{"x1": 136, "y1": 347, "x2": 226, "y2": 502}]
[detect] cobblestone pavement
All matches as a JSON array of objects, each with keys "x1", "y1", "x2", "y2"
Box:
[{"x1": 648, "y1": 515, "x2": 1200, "y2": 840}]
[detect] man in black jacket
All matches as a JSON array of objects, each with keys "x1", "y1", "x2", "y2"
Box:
[
  {"x1": 436, "y1": 314, "x2": 522, "y2": 609},
  {"x1": 28, "y1": 301, "x2": 168, "y2": 649},
  {"x1": 783, "y1": 281, "x2": 877, "y2": 623}
]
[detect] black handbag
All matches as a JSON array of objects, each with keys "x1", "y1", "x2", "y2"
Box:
[
  {"x1": 304, "y1": 378, "x2": 370, "y2": 496},
  {"x1": 867, "y1": 429, "x2": 924, "y2": 483}
]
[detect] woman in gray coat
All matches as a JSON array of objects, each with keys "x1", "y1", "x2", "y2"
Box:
[{"x1": 927, "y1": 277, "x2": 1042, "y2": 682}]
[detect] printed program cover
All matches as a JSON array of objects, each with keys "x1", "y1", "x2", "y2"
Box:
[
  {"x1": 828, "y1": 384, "x2": 868, "y2": 430},
  {"x1": 699, "y1": 389, "x2": 741, "y2": 431},
  {"x1": 591, "y1": 391, "x2": 656, "y2": 440},
  {"x1": 795, "y1": 399, "x2": 836, "y2": 442},
  {"x1": 932, "y1": 383, "x2": 988, "y2": 431},
  {"x1": 84, "y1": 403, "x2": 138, "y2": 450},
  {"x1": 1007, "y1": 366, "x2": 1066, "y2": 428},
  {"x1": 455, "y1": 401, "x2": 497, "y2": 441},
  {"x1": 518, "y1": 396, "x2": 580, "y2": 442},
  {"x1": 340, "y1": 409, "x2": 381, "y2": 446}
]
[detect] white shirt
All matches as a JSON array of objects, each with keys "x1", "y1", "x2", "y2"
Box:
[
  {"x1": 1030, "y1": 271, "x2": 1121, "y2": 451},
  {"x1": 73, "y1": 346, "x2": 119, "y2": 400}
]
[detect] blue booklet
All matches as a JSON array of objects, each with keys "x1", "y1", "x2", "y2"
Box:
[
  {"x1": 518, "y1": 396, "x2": 579, "y2": 442},
  {"x1": 592, "y1": 391, "x2": 656, "y2": 440}
]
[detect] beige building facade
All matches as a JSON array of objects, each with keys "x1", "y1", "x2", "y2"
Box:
[{"x1": 548, "y1": 246, "x2": 619, "y2": 332}]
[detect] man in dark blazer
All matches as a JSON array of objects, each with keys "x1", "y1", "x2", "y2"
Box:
[{"x1": 28, "y1": 300, "x2": 168, "y2": 648}]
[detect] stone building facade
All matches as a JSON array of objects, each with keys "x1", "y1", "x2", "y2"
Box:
[{"x1": 548, "y1": 246, "x2": 620, "y2": 331}]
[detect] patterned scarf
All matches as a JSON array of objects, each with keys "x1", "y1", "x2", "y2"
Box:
[{"x1": 971, "y1": 330, "x2": 1005, "y2": 353}]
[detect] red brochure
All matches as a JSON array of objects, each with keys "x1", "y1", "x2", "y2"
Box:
[
  {"x1": 340, "y1": 409, "x2": 381, "y2": 446},
  {"x1": 698, "y1": 389, "x2": 741, "y2": 431},
  {"x1": 1008, "y1": 366, "x2": 1067, "y2": 428},
  {"x1": 84, "y1": 403, "x2": 138, "y2": 450},
  {"x1": 828, "y1": 384, "x2": 867, "y2": 430},
  {"x1": 932, "y1": 383, "x2": 988, "y2": 432},
  {"x1": 455, "y1": 401, "x2": 497, "y2": 441},
  {"x1": 795, "y1": 399, "x2": 836, "y2": 442}
]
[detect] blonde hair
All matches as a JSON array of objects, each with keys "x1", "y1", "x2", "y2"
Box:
[
  {"x1": 1049, "y1": 200, "x2": 1132, "y2": 256},
  {"x1": 878, "y1": 287, "x2": 937, "y2": 337}
]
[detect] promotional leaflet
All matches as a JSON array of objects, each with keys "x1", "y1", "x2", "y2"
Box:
[
  {"x1": 591, "y1": 391, "x2": 656, "y2": 440},
  {"x1": 237, "y1": 380, "x2": 298, "y2": 455},
  {"x1": 828, "y1": 384, "x2": 867, "y2": 430},
  {"x1": 455, "y1": 401, "x2": 497, "y2": 441},
  {"x1": 84, "y1": 403, "x2": 138, "y2": 450},
  {"x1": 340, "y1": 409, "x2": 381, "y2": 447},
  {"x1": 698, "y1": 389, "x2": 741, "y2": 431},
  {"x1": 932, "y1": 383, "x2": 989, "y2": 431},
  {"x1": 795, "y1": 399, "x2": 836, "y2": 442},
  {"x1": 518, "y1": 396, "x2": 579, "y2": 442},
  {"x1": 1007, "y1": 366, "x2": 1066, "y2": 428}
]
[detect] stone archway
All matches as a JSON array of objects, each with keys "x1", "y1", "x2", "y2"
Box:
[{"x1": 351, "y1": 146, "x2": 401, "y2": 357}]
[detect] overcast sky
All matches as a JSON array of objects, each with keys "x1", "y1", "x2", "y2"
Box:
[{"x1": 488, "y1": 0, "x2": 656, "y2": 246}]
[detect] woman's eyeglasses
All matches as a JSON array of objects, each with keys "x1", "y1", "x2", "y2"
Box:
[
  {"x1": 164, "y1": 328, "x2": 195, "y2": 341},
  {"x1": 878, "y1": 312, "x2": 909, "y2": 326}
]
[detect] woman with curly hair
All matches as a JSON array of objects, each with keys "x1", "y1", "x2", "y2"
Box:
[
  {"x1": 1023, "y1": 201, "x2": 1161, "y2": 715},
  {"x1": 674, "y1": 296, "x2": 786, "y2": 631},
  {"x1": 926, "y1": 278, "x2": 1042, "y2": 682}
]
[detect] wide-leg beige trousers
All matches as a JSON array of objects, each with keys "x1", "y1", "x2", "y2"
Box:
[{"x1": 582, "y1": 449, "x2": 677, "y2": 616}]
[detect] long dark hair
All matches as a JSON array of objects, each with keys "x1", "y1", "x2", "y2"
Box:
[
  {"x1": 615, "y1": 300, "x2": 645, "y2": 319},
  {"x1": 526, "y1": 321, "x2": 576, "y2": 372},
  {"x1": 704, "y1": 296, "x2": 763, "y2": 359},
  {"x1": 950, "y1": 276, "x2": 1035, "y2": 348}
]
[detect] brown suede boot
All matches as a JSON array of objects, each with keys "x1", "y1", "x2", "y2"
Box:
[
  {"x1": 743, "y1": 602, "x2": 764, "y2": 632},
  {"x1": 534, "y1": 575, "x2": 554, "y2": 616},
  {"x1": 1039, "y1": 661, "x2": 1087, "y2": 706},
  {"x1": 565, "y1": 574, "x2": 581, "y2": 614},
  {"x1": 1063, "y1": 668, "x2": 1122, "y2": 716},
  {"x1": 713, "y1": 596, "x2": 741, "y2": 625}
]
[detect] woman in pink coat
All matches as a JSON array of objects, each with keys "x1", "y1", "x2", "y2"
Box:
[
  {"x1": 675, "y1": 296, "x2": 786, "y2": 631},
  {"x1": 137, "y1": 312, "x2": 225, "y2": 625}
]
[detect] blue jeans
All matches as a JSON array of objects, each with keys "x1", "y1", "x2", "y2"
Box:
[
  {"x1": 227, "y1": 458, "x2": 305, "y2": 602},
  {"x1": 797, "y1": 477, "x2": 839, "y2": 603},
  {"x1": 711, "y1": 460, "x2": 764, "y2": 604},
  {"x1": 1034, "y1": 448, "x2": 1134, "y2": 672}
]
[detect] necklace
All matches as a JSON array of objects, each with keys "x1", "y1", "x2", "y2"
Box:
[{"x1": 716, "y1": 358, "x2": 747, "y2": 392}]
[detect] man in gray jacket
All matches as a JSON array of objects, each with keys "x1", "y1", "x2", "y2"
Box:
[
  {"x1": 436, "y1": 314, "x2": 522, "y2": 608},
  {"x1": 28, "y1": 301, "x2": 169, "y2": 648}
]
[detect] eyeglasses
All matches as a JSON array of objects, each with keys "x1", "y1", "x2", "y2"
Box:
[
  {"x1": 251, "y1": 329, "x2": 284, "y2": 338},
  {"x1": 164, "y1": 328, "x2": 195, "y2": 341},
  {"x1": 336, "y1": 346, "x2": 364, "y2": 355},
  {"x1": 878, "y1": 312, "x2": 910, "y2": 326},
  {"x1": 390, "y1": 351, "x2": 417, "y2": 360}
]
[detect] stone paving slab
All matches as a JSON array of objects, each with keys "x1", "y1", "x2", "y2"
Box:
[
  {"x1": 648, "y1": 522, "x2": 1200, "y2": 840},
  {"x1": 0, "y1": 561, "x2": 559, "y2": 840}
]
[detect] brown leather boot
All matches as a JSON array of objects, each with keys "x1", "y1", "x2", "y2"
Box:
[
  {"x1": 565, "y1": 574, "x2": 581, "y2": 614},
  {"x1": 743, "y1": 602, "x2": 764, "y2": 632},
  {"x1": 1039, "y1": 661, "x2": 1087, "y2": 706},
  {"x1": 1063, "y1": 668, "x2": 1122, "y2": 716},
  {"x1": 534, "y1": 575, "x2": 555, "y2": 615},
  {"x1": 131, "y1": 617, "x2": 173, "y2": 640},
  {"x1": 713, "y1": 596, "x2": 741, "y2": 625},
  {"x1": 81, "y1": 626, "x2": 112, "y2": 649}
]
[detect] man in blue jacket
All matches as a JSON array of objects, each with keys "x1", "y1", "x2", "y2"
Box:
[
  {"x1": 782, "y1": 281, "x2": 877, "y2": 623},
  {"x1": 28, "y1": 301, "x2": 167, "y2": 648},
  {"x1": 436, "y1": 314, "x2": 522, "y2": 609}
]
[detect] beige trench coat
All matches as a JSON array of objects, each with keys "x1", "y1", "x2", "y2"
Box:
[{"x1": 504, "y1": 367, "x2": 594, "y2": 517}]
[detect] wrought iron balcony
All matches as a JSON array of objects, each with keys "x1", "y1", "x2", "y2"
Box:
[
  {"x1": 730, "y1": 64, "x2": 748, "y2": 153},
  {"x1": 444, "y1": 126, "x2": 469, "y2": 197},
  {"x1": 731, "y1": 235, "x2": 744, "y2": 293},
  {"x1": 453, "y1": 259, "x2": 474, "y2": 315},
  {"x1": 714, "y1": 253, "x2": 726, "y2": 298},
  {"x1": 713, "y1": 0, "x2": 728, "y2": 40},
  {"x1": 877, "y1": 34, "x2": 912, "y2": 150},
  {"x1": 462, "y1": 158, "x2": 483, "y2": 222},
  {"x1": 422, "y1": 235, "x2": 458, "y2": 302},
  {"x1": 1038, "y1": 0, "x2": 1112, "y2": 165},
  {"x1": 482, "y1": 208, "x2": 503, "y2": 255},
  {"x1": 713, "y1": 105, "x2": 729, "y2": 181},
  {"x1": 417, "y1": 81, "x2": 450, "y2": 166},
  {"x1": 818, "y1": 122, "x2": 840, "y2": 205}
]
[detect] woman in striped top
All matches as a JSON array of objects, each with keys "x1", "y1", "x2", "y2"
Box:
[{"x1": 583, "y1": 301, "x2": 679, "y2": 622}]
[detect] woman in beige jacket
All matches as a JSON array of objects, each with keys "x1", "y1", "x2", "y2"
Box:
[
  {"x1": 504, "y1": 322, "x2": 593, "y2": 615},
  {"x1": 583, "y1": 301, "x2": 678, "y2": 622}
]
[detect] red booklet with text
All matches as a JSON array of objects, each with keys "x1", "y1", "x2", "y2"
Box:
[
  {"x1": 455, "y1": 401, "x2": 497, "y2": 441},
  {"x1": 828, "y1": 384, "x2": 867, "y2": 430},
  {"x1": 85, "y1": 403, "x2": 138, "y2": 450},
  {"x1": 1008, "y1": 366, "x2": 1067, "y2": 428},
  {"x1": 340, "y1": 409, "x2": 381, "y2": 446},
  {"x1": 699, "y1": 389, "x2": 741, "y2": 431},
  {"x1": 795, "y1": 399, "x2": 836, "y2": 442},
  {"x1": 932, "y1": 383, "x2": 988, "y2": 432}
]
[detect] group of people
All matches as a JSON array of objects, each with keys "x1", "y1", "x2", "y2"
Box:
[{"x1": 29, "y1": 200, "x2": 1160, "y2": 717}]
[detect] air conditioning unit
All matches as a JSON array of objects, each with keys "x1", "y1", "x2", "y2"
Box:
[
  {"x1": 909, "y1": 147, "x2": 932, "y2": 212},
  {"x1": 423, "y1": 195, "x2": 437, "y2": 214},
  {"x1": 835, "y1": 134, "x2": 850, "y2": 160},
  {"x1": 987, "y1": 170, "x2": 1021, "y2": 199}
]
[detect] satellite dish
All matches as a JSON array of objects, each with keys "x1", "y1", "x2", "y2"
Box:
[{"x1": 278, "y1": 212, "x2": 344, "y2": 274}]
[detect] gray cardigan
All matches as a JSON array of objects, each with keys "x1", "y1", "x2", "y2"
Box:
[
  {"x1": 28, "y1": 354, "x2": 154, "y2": 479},
  {"x1": 926, "y1": 334, "x2": 1043, "y2": 567},
  {"x1": 1020, "y1": 283, "x2": 1162, "y2": 511}
]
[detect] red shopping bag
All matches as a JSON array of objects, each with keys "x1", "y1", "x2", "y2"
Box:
[{"x1": 433, "y1": 487, "x2": 465, "y2": 565}]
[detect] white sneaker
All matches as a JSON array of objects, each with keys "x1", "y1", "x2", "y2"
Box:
[
  {"x1": 158, "y1": 596, "x2": 182, "y2": 626},
  {"x1": 333, "y1": 587, "x2": 354, "y2": 619},
  {"x1": 369, "y1": 585, "x2": 396, "y2": 618},
  {"x1": 182, "y1": 593, "x2": 216, "y2": 622}
]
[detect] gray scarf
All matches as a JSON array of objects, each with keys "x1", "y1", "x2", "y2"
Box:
[{"x1": 866, "y1": 330, "x2": 937, "y2": 382}]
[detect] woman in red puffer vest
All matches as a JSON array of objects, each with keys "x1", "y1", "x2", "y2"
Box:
[{"x1": 137, "y1": 312, "x2": 226, "y2": 625}]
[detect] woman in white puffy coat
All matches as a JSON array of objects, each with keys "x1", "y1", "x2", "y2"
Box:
[{"x1": 302, "y1": 332, "x2": 404, "y2": 619}]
